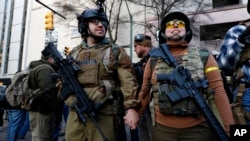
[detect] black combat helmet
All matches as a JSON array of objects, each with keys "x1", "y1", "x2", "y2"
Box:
[
  {"x1": 77, "y1": 8, "x2": 109, "y2": 37},
  {"x1": 159, "y1": 11, "x2": 193, "y2": 43}
]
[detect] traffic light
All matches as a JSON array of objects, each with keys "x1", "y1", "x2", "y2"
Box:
[
  {"x1": 64, "y1": 47, "x2": 71, "y2": 55},
  {"x1": 45, "y1": 11, "x2": 54, "y2": 30}
]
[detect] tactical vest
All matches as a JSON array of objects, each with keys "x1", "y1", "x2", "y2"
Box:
[
  {"x1": 151, "y1": 47, "x2": 208, "y2": 117},
  {"x1": 72, "y1": 44, "x2": 119, "y2": 106}
]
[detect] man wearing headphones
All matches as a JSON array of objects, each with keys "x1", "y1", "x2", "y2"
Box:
[
  {"x1": 138, "y1": 12, "x2": 234, "y2": 140},
  {"x1": 64, "y1": 7, "x2": 140, "y2": 141}
]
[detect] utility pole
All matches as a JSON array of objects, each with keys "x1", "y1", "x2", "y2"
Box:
[{"x1": 125, "y1": 0, "x2": 133, "y2": 60}]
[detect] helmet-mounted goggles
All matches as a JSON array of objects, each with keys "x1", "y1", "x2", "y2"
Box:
[{"x1": 134, "y1": 34, "x2": 151, "y2": 42}]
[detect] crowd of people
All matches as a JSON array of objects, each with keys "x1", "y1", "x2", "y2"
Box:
[{"x1": 1, "y1": 1, "x2": 250, "y2": 141}]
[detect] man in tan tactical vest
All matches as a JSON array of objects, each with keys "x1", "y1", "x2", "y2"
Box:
[{"x1": 64, "y1": 7, "x2": 140, "y2": 141}]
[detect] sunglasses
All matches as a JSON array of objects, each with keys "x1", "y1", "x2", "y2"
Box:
[
  {"x1": 166, "y1": 20, "x2": 185, "y2": 29},
  {"x1": 134, "y1": 34, "x2": 151, "y2": 42},
  {"x1": 89, "y1": 19, "x2": 108, "y2": 27}
]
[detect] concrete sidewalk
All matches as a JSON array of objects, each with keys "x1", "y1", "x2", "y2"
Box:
[{"x1": 0, "y1": 120, "x2": 65, "y2": 141}]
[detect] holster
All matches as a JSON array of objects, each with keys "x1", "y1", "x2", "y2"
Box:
[
  {"x1": 112, "y1": 90, "x2": 126, "y2": 141},
  {"x1": 111, "y1": 90, "x2": 125, "y2": 115},
  {"x1": 113, "y1": 114, "x2": 126, "y2": 141},
  {"x1": 96, "y1": 90, "x2": 126, "y2": 141}
]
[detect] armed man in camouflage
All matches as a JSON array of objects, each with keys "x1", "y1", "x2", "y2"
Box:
[{"x1": 64, "y1": 7, "x2": 140, "y2": 141}]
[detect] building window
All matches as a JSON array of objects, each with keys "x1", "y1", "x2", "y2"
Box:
[
  {"x1": 212, "y1": 0, "x2": 240, "y2": 8},
  {"x1": 3, "y1": 0, "x2": 28, "y2": 74},
  {"x1": 200, "y1": 22, "x2": 239, "y2": 41}
]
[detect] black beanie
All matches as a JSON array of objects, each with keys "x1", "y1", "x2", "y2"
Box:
[{"x1": 41, "y1": 46, "x2": 51, "y2": 60}]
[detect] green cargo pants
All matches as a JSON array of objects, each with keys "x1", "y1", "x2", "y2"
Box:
[
  {"x1": 65, "y1": 110, "x2": 115, "y2": 141},
  {"x1": 29, "y1": 111, "x2": 56, "y2": 141}
]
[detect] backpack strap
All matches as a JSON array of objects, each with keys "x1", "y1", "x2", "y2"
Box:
[
  {"x1": 150, "y1": 57, "x2": 157, "y2": 72},
  {"x1": 111, "y1": 43, "x2": 119, "y2": 66},
  {"x1": 198, "y1": 48, "x2": 227, "y2": 128}
]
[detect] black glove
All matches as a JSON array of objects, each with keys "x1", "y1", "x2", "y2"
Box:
[{"x1": 238, "y1": 26, "x2": 250, "y2": 44}]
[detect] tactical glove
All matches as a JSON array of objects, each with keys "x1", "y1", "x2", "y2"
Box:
[
  {"x1": 238, "y1": 26, "x2": 250, "y2": 44},
  {"x1": 64, "y1": 46, "x2": 71, "y2": 56}
]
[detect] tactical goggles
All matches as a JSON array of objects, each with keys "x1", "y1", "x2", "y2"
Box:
[
  {"x1": 89, "y1": 19, "x2": 108, "y2": 27},
  {"x1": 134, "y1": 34, "x2": 151, "y2": 42},
  {"x1": 166, "y1": 20, "x2": 185, "y2": 29}
]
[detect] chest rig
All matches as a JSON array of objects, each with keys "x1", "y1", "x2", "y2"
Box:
[
  {"x1": 72, "y1": 43, "x2": 119, "y2": 107},
  {"x1": 152, "y1": 47, "x2": 206, "y2": 116},
  {"x1": 76, "y1": 45, "x2": 118, "y2": 83}
]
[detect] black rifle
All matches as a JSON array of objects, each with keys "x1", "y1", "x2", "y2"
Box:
[
  {"x1": 44, "y1": 43, "x2": 108, "y2": 141},
  {"x1": 133, "y1": 62, "x2": 143, "y2": 86},
  {"x1": 150, "y1": 43, "x2": 229, "y2": 141}
]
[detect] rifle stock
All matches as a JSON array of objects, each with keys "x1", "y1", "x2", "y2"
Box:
[{"x1": 44, "y1": 42, "x2": 108, "y2": 141}]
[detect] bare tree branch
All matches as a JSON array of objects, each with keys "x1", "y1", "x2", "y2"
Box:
[{"x1": 53, "y1": 0, "x2": 209, "y2": 45}]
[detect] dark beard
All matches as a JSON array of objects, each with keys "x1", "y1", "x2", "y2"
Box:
[
  {"x1": 168, "y1": 35, "x2": 183, "y2": 41},
  {"x1": 90, "y1": 34, "x2": 105, "y2": 41}
]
